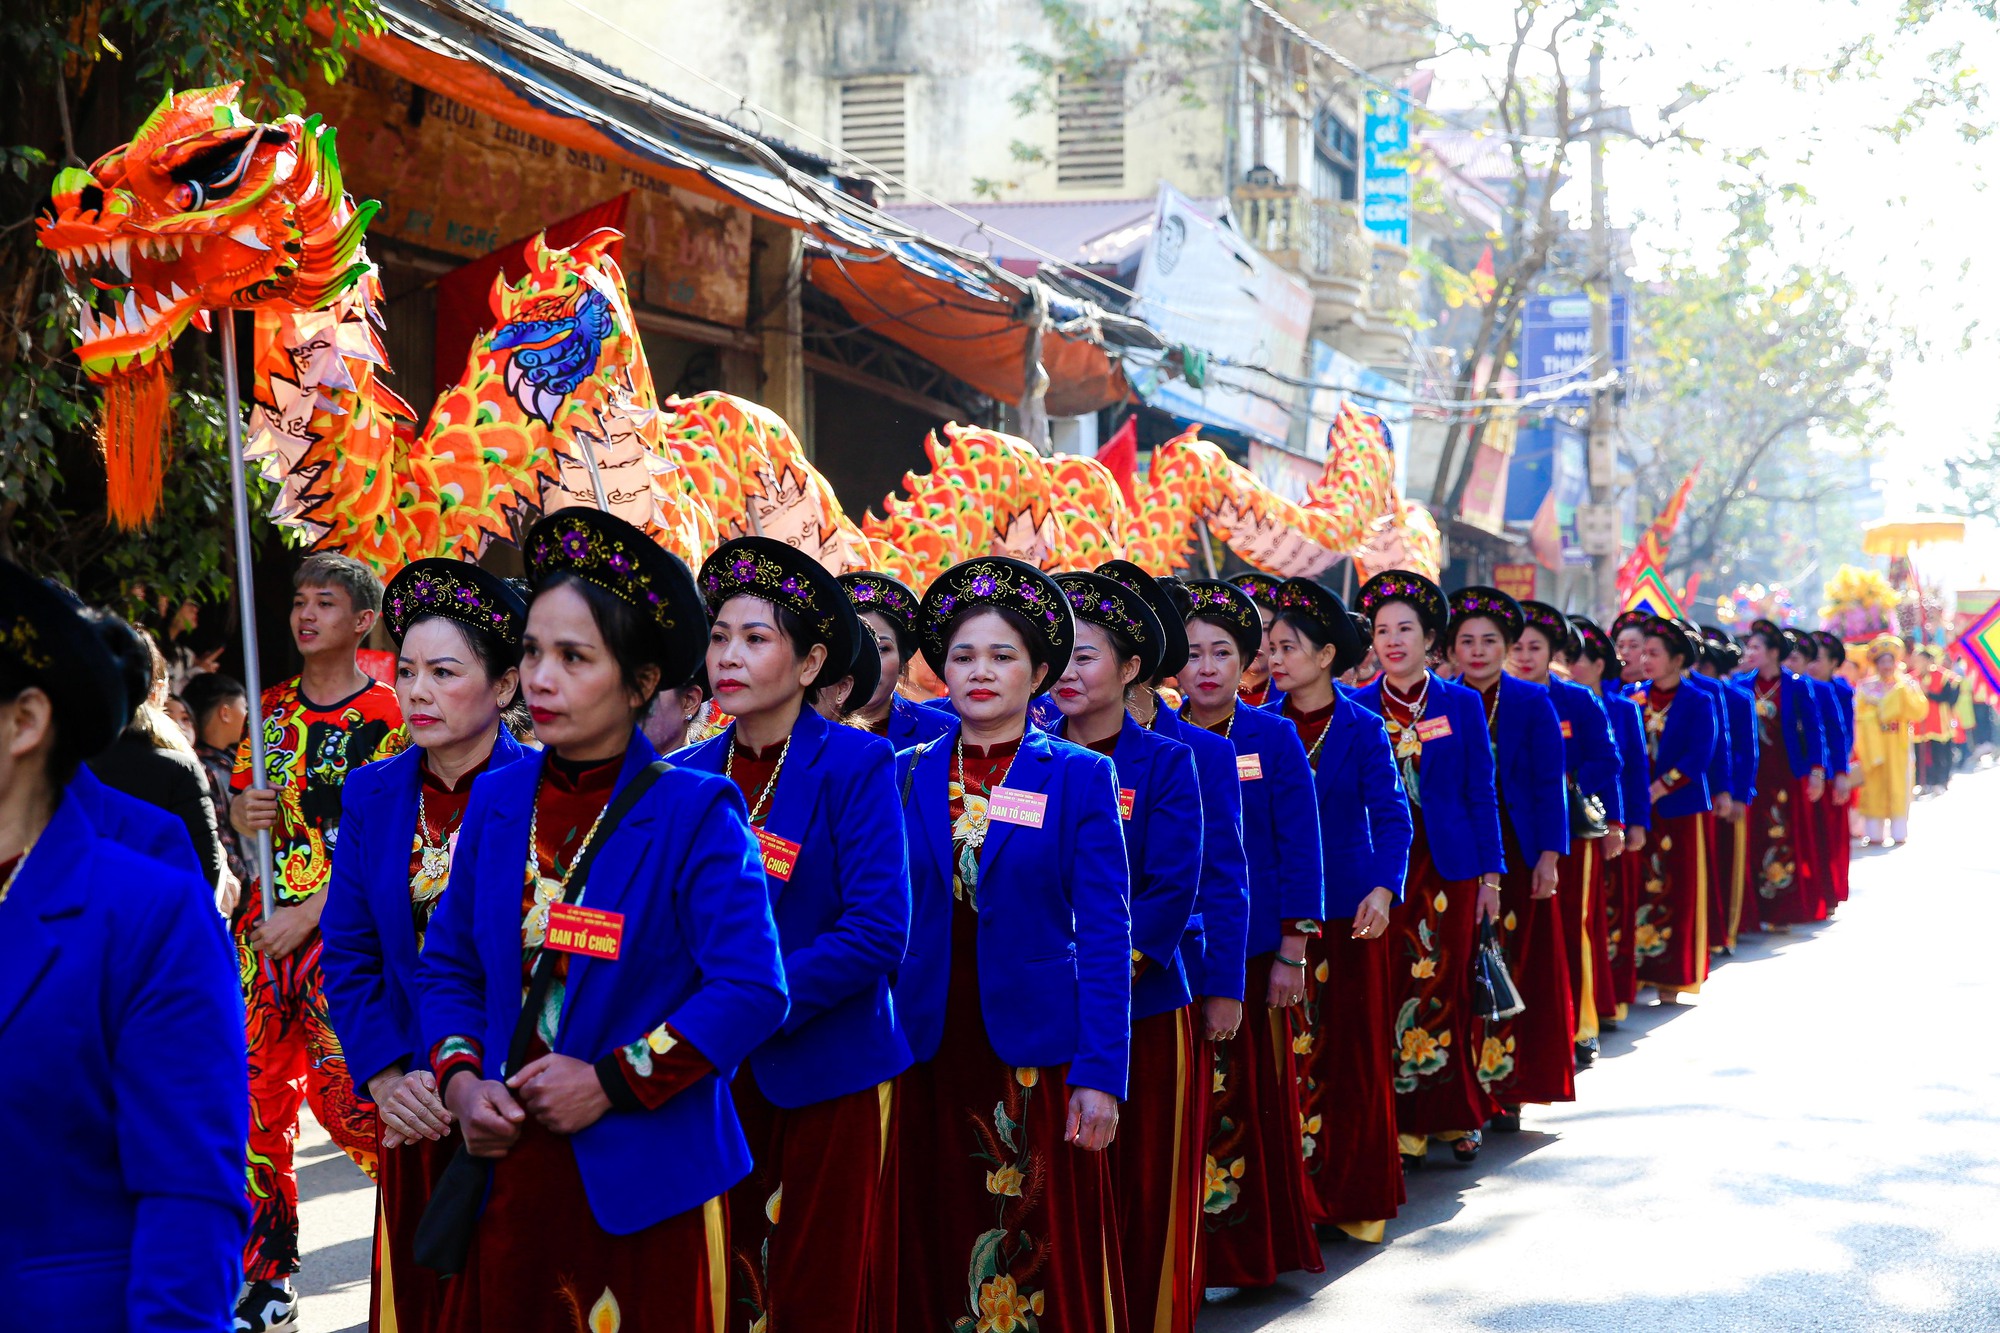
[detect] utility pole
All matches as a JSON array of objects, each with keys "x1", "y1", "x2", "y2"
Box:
[{"x1": 1585, "y1": 43, "x2": 1621, "y2": 621}]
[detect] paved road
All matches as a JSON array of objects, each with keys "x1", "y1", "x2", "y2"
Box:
[{"x1": 298, "y1": 763, "x2": 2000, "y2": 1333}]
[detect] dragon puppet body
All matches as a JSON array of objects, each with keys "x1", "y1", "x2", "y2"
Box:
[{"x1": 42, "y1": 84, "x2": 1436, "y2": 587}]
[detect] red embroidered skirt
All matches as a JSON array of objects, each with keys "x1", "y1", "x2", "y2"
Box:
[
  {"x1": 879, "y1": 905, "x2": 1124, "y2": 1333},
  {"x1": 1604, "y1": 848, "x2": 1640, "y2": 1009},
  {"x1": 369, "y1": 1129, "x2": 453, "y2": 1332},
  {"x1": 1817, "y1": 789, "x2": 1852, "y2": 908},
  {"x1": 1484, "y1": 824, "x2": 1576, "y2": 1106},
  {"x1": 1198, "y1": 954, "x2": 1321, "y2": 1288},
  {"x1": 1111, "y1": 1006, "x2": 1201, "y2": 1333},
  {"x1": 435, "y1": 1117, "x2": 721, "y2": 1333},
  {"x1": 1633, "y1": 811, "x2": 1710, "y2": 992},
  {"x1": 1560, "y1": 836, "x2": 1608, "y2": 1032},
  {"x1": 1389, "y1": 821, "x2": 1490, "y2": 1137},
  {"x1": 726, "y1": 1072, "x2": 892, "y2": 1333},
  {"x1": 1714, "y1": 816, "x2": 1748, "y2": 949},
  {"x1": 1300, "y1": 923, "x2": 1404, "y2": 1228},
  {"x1": 1749, "y1": 776, "x2": 1823, "y2": 926}
]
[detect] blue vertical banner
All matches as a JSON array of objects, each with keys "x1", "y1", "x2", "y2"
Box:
[{"x1": 1363, "y1": 89, "x2": 1410, "y2": 247}]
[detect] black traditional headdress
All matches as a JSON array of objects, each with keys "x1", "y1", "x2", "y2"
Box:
[
  {"x1": 920, "y1": 557, "x2": 1074, "y2": 681},
  {"x1": 1520, "y1": 599, "x2": 1580, "y2": 658},
  {"x1": 700, "y1": 536, "x2": 855, "y2": 684},
  {"x1": 1233, "y1": 571, "x2": 1283, "y2": 610},
  {"x1": 1570, "y1": 615, "x2": 1615, "y2": 664},
  {"x1": 0, "y1": 559, "x2": 128, "y2": 760},
  {"x1": 1274, "y1": 578, "x2": 1365, "y2": 675},
  {"x1": 1447, "y1": 585, "x2": 1526, "y2": 644},
  {"x1": 384, "y1": 558, "x2": 528, "y2": 651},
  {"x1": 1357, "y1": 568, "x2": 1448, "y2": 639},
  {"x1": 839, "y1": 571, "x2": 922, "y2": 650},
  {"x1": 524, "y1": 508, "x2": 707, "y2": 687},
  {"x1": 1181, "y1": 579, "x2": 1262, "y2": 657},
  {"x1": 1054, "y1": 571, "x2": 1166, "y2": 681},
  {"x1": 1095, "y1": 559, "x2": 1187, "y2": 678}
]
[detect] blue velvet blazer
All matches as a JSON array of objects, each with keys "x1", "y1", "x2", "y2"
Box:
[
  {"x1": 1681, "y1": 673, "x2": 1735, "y2": 804},
  {"x1": 1295, "y1": 692, "x2": 1413, "y2": 919},
  {"x1": 1549, "y1": 675, "x2": 1622, "y2": 826},
  {"x1": 1804, "y1": 677, "x2": 1849, "y2": 777},
  {"x1": 887, "y1": 692, "x2": 955, "y2": 749},
  {"x1": 1051, "y1": 712, "x2": 1201, "y2": 1022},
  {"x1": 67, "y1": 763, "x2": 202, "y2": 880},
  {"x1": 1600, "y1": 686, "x2": 1653, "y2": 831},
  {"x1": 321, "y1": 730, "x2": 529, "y2": 1098},
  {"x1": 1353, "y1": 673, "x2": 1507, "y2": 883},
  {"x1": 419, "y1": 733, "x2": 788, "y2": 1234},
  {"x1": 894, "y1": 723, "x2": 1131, "y2": 1097},
  {"x1": 1148, "y1": 707, "x2": 1249, "y2": 1003},
  {"x1": 1731, "y1": 669, "x2": 1828, "y2": 778},
  {"x1": 1627, "y1": 682, "x2": 1718, "y2": 819},
  {"x1": 1715, "y1": 677, "x2": 1759, "y2": 804},
  {"x1": 1219, "y1": 701, "x2": 1325, "y2": 955},
  {"x1": 1488, "y1": 675, "x2": 1571, "y2": 860},
  {"x1": 1, "y1": 794, "x2": 248, "y2": 1331},
  {"x1": 674, "y1": 707, "x2": 912, "y2": 1107}
]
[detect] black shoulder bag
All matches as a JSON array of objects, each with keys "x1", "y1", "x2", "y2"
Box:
[{"x1": 414, "y1": 759, "x2": 669, "y2": 1277}]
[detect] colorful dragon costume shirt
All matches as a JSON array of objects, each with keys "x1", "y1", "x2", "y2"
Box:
[{"x1": 232, "y1": 676, "x2": 406, "y2": 907}]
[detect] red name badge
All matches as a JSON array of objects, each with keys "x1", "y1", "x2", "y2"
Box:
[
  {"x1": 544, "y1": 903, "x2": 625, "y2": 961},
  {"x1": 756, "y1": 828, "x2": 801, "y2": 882},
  {"x1": 1560, "y1": 719, "x2": 1574, "y2": 739},
  {"x1": 1237, "y1": 753, "x2": 1264, "y2": 781},
  {"x1": 1118, "y1": 788, "x2": 1136, "y2": 820},
  {"x1": 1415, "y1": 716, "x2": 1454, "y2": 743},
  {"x1": 988, "y1": 786, "x2": 1048, "y2": 828}
]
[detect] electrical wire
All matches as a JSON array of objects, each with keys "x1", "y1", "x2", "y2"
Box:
[{"x1": 533, "y1": 0, "x2": 1583, "y2": 416}]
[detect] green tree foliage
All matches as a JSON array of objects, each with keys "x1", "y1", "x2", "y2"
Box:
[
  {"x1": 0, "y1": 0, "x2": 379, "y2": 613},
  {"x1": 1624, "y1": 185, "x2": 1893, "y2": 596}
]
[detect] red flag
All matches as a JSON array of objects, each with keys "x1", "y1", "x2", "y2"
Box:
[
  {"x1": 1098, "y1": 415, "x2": 1139, "y2": 508},
  {"x1": 432, "y1": 193, "x2": 632, "y2": 398}
]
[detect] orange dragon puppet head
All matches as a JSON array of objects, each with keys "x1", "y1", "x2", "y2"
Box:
[{"x1": 36, "y1": 83, "x2": 376, "y2": 525}]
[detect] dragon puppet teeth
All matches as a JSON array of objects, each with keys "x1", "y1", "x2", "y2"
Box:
[
  {"x1": 229, "y1": 222, "x2": 269, "y2": 251},
  {"x1": 110, "y1": 238, "x2": 131, "y2": 277}
]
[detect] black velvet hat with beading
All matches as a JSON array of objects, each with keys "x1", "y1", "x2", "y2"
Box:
[
  {"x1": 1357, "y1": 568, "x2": 1448, "y2": 640},
  {"x1": 700, "y1": 535, "x2": 856, "y2": 690},
  {"x1": 1054, "y1": 571, "x2": 1166, "y2": 682},
  {"x1": 384, "y1": 558, "x2": 528, "y2": 652},
  {"x1": 919, "y1": 557, "x2": 1074, "y2": 681},
  {"x1": 524, "y1": 508, "x2": 708, "y2": 688}
]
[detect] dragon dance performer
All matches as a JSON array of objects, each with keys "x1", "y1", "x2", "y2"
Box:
[
  {"x1": 229, "y1": 552, "x2": 407, "y2": 1330},
  {"x1": 1353, "y1": 571, "x2": 1505, "y2": 1169},
  {"x1": 1734, "y1": 622, "x2": 1829, "y2": 932},
  {"x1": 881, "y1": 557, "x2": 1130, "y2": 1333},
  {"x1": 1511, "y1": 601, "x2": 1622, "y2": 1074},
  {"x1": 1629, "y1": 619, "x2": 1719, "y2": 1001},
  {"x1": 1233, "y1": 572, "x2": 1283, "y2": 708},
  {"x1": 1441, "y1": 589, "x2": 1572, "y2": 1119},
  {"x1": 1177, "y1": 579, "x2": 1325, "y2": 1286},
  {"x1": 1265, "y1": 578, "x2": 1412, "y2": 1242},
  {"x1": 420, "y1": 510, "x2": 788, "y2": 1332},
  {"x1": 1570, "y1": 618, "x2": 1650, "y2": 1025},
  {"x1": 677, "y1": 536, "x2": 912, "y2": 1333},
  {"x1": 0, "y1": 563, "x2": 250, "y2": 1332},
  {"x1": 1852, "y1": 636, "x2": 1926, "y2": 846},
  {"x1": 1808, "y1": 631, "x2": 1858, "y2": 906},
  {"x1": 1696, "y1": 629, "x2": 1757, "y2": 952},
  {"x1": 841, "y1": 571, "x2": 954, "y2": 749},
  {"x1": 1048, "y1": 570, "x2": 1205, "y2": 1333},
  {"x1": 320, "y1": 560, "x2": 530, "y2": 1333}
]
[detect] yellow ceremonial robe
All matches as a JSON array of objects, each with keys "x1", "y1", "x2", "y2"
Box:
[{"x1": 1853, "y1": 674, "x2": 1926, "y2": 821}]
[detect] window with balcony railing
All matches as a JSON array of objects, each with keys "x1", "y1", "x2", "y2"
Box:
[{"x1": 1058, "y1": 69, "x2": 1126, "y2": 190}]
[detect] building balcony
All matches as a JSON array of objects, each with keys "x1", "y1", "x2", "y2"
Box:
[{"x1": 1231, "y1": 183, "x2": 1371, "y2": 288}]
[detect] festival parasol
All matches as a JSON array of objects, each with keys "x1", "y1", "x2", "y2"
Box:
[{"x1": 1861, "y1": 515, "x2": 1967, "y2": 557}]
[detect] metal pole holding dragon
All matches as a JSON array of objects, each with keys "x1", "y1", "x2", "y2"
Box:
[{"x1": 218, "y1": 318, "x2": 278, "y2": 926}]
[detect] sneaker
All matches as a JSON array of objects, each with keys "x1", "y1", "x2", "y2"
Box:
[{"x1": 233, "y1": 1279, "x2": 299, "y2": 1333}]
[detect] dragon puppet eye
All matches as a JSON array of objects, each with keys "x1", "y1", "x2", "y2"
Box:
[{"x1": 167, "y1": 125, "x2": 288, "y2": 210}]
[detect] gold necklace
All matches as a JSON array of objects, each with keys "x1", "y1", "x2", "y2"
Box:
[
  {"x1": 414, "y1": 788, "x2": 453, "y2": 886},
  {"x1": 725, "y1": 726, "x2": 795, "y2": 828},
  {"x1": 522, "y1": 777, "x2": 615, "y2": 953},
  {"x1": 0, "y1": 835, "x2": 36, "y2": 906}
]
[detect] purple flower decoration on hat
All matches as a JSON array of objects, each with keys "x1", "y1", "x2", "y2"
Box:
[
  {"x1": 559, "y1": 527, "x2": 589, "y2": 560},
  {"x1": 853, "y1": 584, "x2": 877, "y2": 603},
  {"x1": 970, "y1": 572, "x2": 998, "y2": 598}
]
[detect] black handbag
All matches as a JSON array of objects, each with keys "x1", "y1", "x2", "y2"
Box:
[
  {"x1": 1470, "y1": 916, "x2": 1527, "y2": 1023},
  {"x1": 412, "y1": 759, "x2": 669, "y2": 1277},
  {"x1": 1568, "y1": 779, "x2": 1610, "y2": 840}
]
